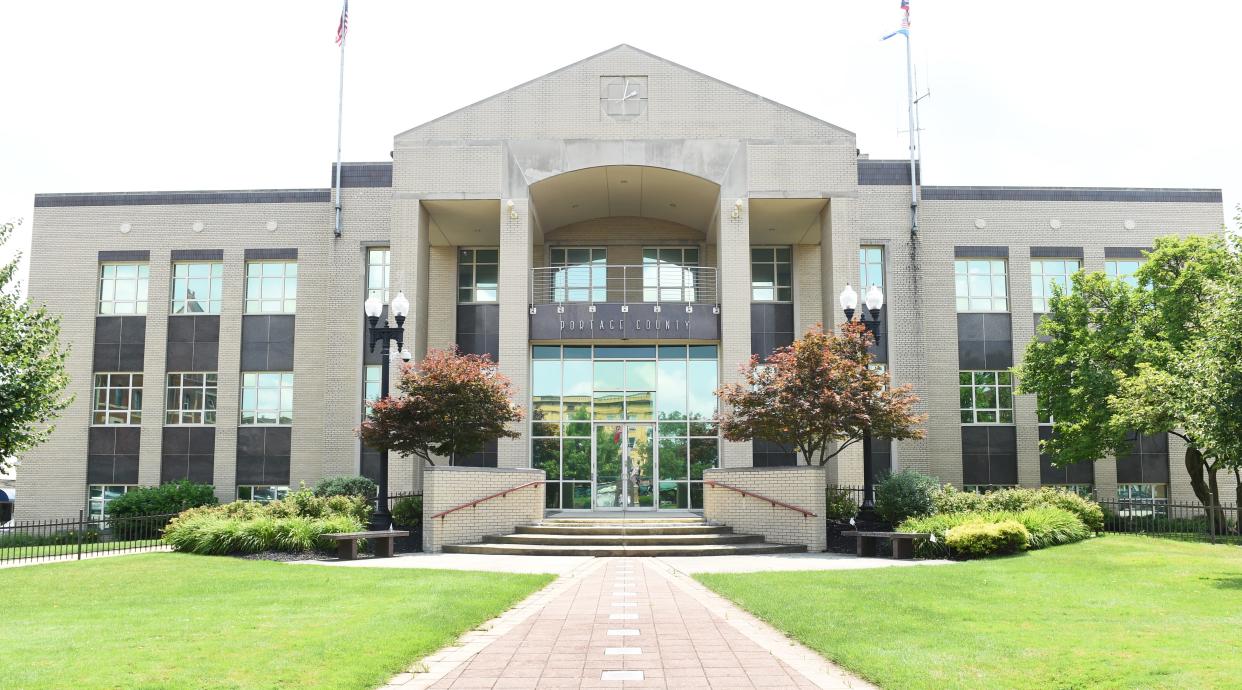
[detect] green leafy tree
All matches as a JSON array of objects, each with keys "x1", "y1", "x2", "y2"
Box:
[
  {"x1": 1019, "y1": 232, "x2": 1242, "y2": 515},
  {"x1": 717, "y1": 322, "x2": 926, "y2": 466},
  {"x1": 0, "y1": 219, "x2": 72, "y2": 471},
  {"x1": 357, "y1": 347, "x2": 523, "y2": 466}
]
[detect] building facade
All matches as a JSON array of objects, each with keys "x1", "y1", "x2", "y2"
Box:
[{"x1": 17, "y1": 45, "x2": 1231, "y2": 521}]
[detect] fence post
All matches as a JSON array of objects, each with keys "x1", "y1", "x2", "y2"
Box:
[
  {"x1": 77, "y1": 509, "x2": 85, "y2": 560},
  {"x1": 1209, "y1": 498, "x2": 1217, "y2": 545}
]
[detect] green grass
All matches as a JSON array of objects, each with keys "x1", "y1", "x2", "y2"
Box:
[
  {"x1": 697, "y1": 536, "x2": 1242, "y2": 689},
  {"x1": 0, "y1": 553, "x2": 553, "y2": 689},
  {"x1": 0, "y1": 539, "x2": 157, "y2": 559}
]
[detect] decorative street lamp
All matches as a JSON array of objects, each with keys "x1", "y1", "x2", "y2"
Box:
[
  {"x1": 363, "y1": 290, "x2": 412, "y2": 529},
  {"x1": 839, "y1": 282, "x2": 885, "y2": 513}
]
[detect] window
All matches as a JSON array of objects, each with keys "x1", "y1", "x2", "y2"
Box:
[
  {"x1": 92, "y1": 373, "x2": 143, "y2": 425},
  {"x1": 165, "y1": 373, "x2": 218, "y2": 425},
  {"x1": 954, "y1": 259, "x2": 1008, "y2": 312},
  {"x1": 959, "y1": 371, "x2": 1014, "y2": 424},
  {"x1": 87, "y1": 485, "x2": 132, "y2": 521},
  {"x1": 240, "y1": 372, "x2": 294, "y2": 425},
  {"x1": 859, "y1": 246, "x2": 885, "y2": 290},
  {"x1": 1105, "y1": 259, "x2": 1143, "y2": 287},
  {"x1": 171, "y1": 262, "x2": 224, "y2": 314},
  {"x1": 643, "y1": 247, "x2": 699, "y2": 302},
  {"x1": 457, "y1": 248, "x2": 499, "y2": 303},
  {"x1": 1116, "y1": 483, "x2": 1169, "y2": 517},
  {"x1": 549, "y1": 247, "x2": 606, "y2": 303},
  {"x1": 244, "y1": 261, "x2": 297, "y2": 313},
  {"x1": 1058, "y1": 485, "x2": 1094, "y2": 498},
  {"x1": 367, "y1": 247, "x2": 391, "y2": 302},
  {"x1": 751, "y1": 247, "x2": 792, "y2": 302},
  {"x1": 963, "y1": 484, "x2": 1016, "y2": 494},
  {"x1": 363, "y1": 364, "x2": 381, "y2": 416},
  {"x1": 98, "y1": 263, "x2": 149, "y2": 315},
  {"x1": 237, "y1": 485, "x2": 289, "y2": 503},
  {"x1": 1030, "y1": 259, "x2": 1081, "y2": 312}
]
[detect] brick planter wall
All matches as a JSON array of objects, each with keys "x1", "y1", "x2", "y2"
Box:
[
  {"x1": 422, "y1": 466, "x2": 545, "y2": 553},
  {"x1": 703, "y1": 466, "x2": 827, "y2": 551}
]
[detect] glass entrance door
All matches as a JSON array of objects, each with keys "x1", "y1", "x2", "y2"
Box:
[{"x1": 593, "y1": 423, "x2": 654, "y2": 509}]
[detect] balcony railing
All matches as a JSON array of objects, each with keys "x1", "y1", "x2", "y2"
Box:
[{"x1": 530, "y1": 265, "x2": 718, "y2": 305}]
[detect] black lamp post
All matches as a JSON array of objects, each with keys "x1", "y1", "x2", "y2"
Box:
[
  {"x1": 364, "y1": 290, "x2": 411, "y2": 530},
  {"x1": 839, "y1": 282, "x2": 885, "y2": 512}
]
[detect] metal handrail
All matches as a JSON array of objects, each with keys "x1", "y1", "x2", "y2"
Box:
[
  {"x1": 429, "y1": 480, "x2": 545, "y2": 521},
  {"x1": 704, "y1": 480, "x2": 817, "y2": 518},
  {"x1": 530, "y1": 264, "x2": 718, "y2": 305}
]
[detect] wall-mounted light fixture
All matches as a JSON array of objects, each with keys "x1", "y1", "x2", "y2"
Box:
[
  {"x1": 507, "y1": 200, "x2": 518, "y2": 220},
  {"x1": 732, "y1": 198, "x2": 744, "y2": 220}
]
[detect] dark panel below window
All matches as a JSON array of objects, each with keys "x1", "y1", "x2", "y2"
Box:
[
  {"x1": 752, "y1": 438, "x2": 798, "y2": 467},
  {"x1": 161, "y1": 427, "x2": 216, "y2": 484},
  {"x1": 452, "y1": 439, "x2": 498, "y2": 467},
  {"x1": 86, "y1": 427, "x2": 141, "y2": 484},
  {"x1": 957, "y1": 313, "x2": 1012, "y2": 369},
  {"x1": 1038, "y1": 426, "x2": 1095, "y2": 485},
  {"x1": 961, "y1": 426, "x2": 1017, "y2": 486},
  {"x1": 236, "y1": 427, "x2": 292, "y2": 485},
  {"x1": 240, "y1": 315, "x2": 296, "y2": 371},
  {"x1": 457, "y1": 304, "x2": 500, "y2": 362},
  {"x1": 167, "y1": 315, "x2": 221, "y2": 371},
  {"x1": 94, "y1": 316, "x2": 146, "y2": 372},
  {"x1": 750, "y1": 303, "x2": 794, "y2": 361},
  {"x1": 1116, "y1": 431, "x2": 1170, "y2": 484}
]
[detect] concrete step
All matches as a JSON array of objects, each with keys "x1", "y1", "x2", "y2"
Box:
[
  {"x1": 517, "y1": 524, "x2": 731, "y2": 536},
  {"x1": 541, "y1": 517, "x2": 708, "y2": 525},
  {"x1": 485, "y1": 532, "x2": 763, "y2": 546},
  {"x1": 442, "y1": 542, "x2": 807, "y2": 557}
]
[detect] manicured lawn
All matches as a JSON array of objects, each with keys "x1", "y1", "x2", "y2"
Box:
[
  {"x1": 1, "y1": 553, "x2": 553, "y2": 689},
  {"x1": 697, "y1": 536, "x2": 1242, "y2": 689},
  {"x1": 0, "y1": 539, "x2": 157, "y2": 560}
]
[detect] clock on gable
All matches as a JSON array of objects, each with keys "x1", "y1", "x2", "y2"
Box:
[{"x1": 600, "y1": 76, "x2": 648, "y2": 121}]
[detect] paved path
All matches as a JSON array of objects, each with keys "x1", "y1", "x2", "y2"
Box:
[{"x1": 384, "y1": 557, "x2": 875, "y2": 689}]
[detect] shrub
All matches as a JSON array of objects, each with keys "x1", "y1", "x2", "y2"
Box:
[
  {"x1": 901, "y1": 506, "x2": 1091, "y2": 558},
  {"x1": 824, "y1": 487, "x2": 858, "y2": 521},
  {"x1": 101, "y1": 481, "x2": 219, "y2": 538},
  {"x1": 313, "y1": 475, "x2": 378, "y2": 500},
  {"x1": 930, "y1": 485, "x2": 1104, "y2": 533},
  {"x1": 874, "y1": 470, "x2": 938, "y2": 525},
  {"x1": 163, "y1": 490, "x2": 367, "y2": 555},
  {"x1": 1017, "y1": 506, "x2": 1092, "y2": 549},
  {"x1": 945, "y1": 520, "x2": 1029, "y2": 558},
  {"x1": 390, "y1": 495, "x2": 423, "y2": 529}
]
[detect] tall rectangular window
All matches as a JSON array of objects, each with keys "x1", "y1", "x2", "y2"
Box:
[
  {"x1": 1105, "y1": 259, "x2": 1143, "y2": 287},
  {"x1": 366, "y1": 247, "x2": 391, "y2": 302},
  {"x1": 363, "y1": 364, "x2": 381, "y2": 416},
  {"x1": 643, "y1": 247, "x2": 699, "y2": 302},
  {"x1": 165, "y1": 372, "x2": 218, "y2": 425},
  {"x1": 859, "y1": 246, "x2": 885, "y2": 290},
  {"x1": 959, "y1": 370, "x2": 1014, "y2": 424},
  {"x1": 244, "y1": 261, "x2": 297, "y2": 314},
  {"x1": 549, "y1": 247, "x2": 606, "y2": 303},
  {"x1": 955, "y1": 259, "x2": 1008, "y2": 312},
  {"x1": 92, "y1": 373, "x2": 143, "y2": 425},
  {"x1": 1030, "y1": 259, "x2": 1081, "y2": 312},
  {"x1": 750, "y1": 247, "x2": 791, "y2": 302},
  {"x1": 240, "y1": 372, "x2": 294, "y2": 425},
  {"x1": 171, "y1": 262, "x2": 224, "y2": 314},
  {"x1": 98, "y1": 263, "x2": 149, "y2": 315},
  {"x1": 88, "y1": 485, "x2": 131, "y2": 521},
  {"x1": 457, "y1": 248, "x2": 499, "y2": 303}
]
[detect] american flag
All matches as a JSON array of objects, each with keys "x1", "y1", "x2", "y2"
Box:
[
  {"x1": 883, "y1": 0, "x2": 911, "y2": 40},
  {"x1": 335, "y1": 0, "x2": 349, "y2": 46}
]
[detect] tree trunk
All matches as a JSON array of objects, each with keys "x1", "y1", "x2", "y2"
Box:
[
  {"x1": 1205, "y1": 464, "x2": 1227, "y2": 535},
  {"x1": 1235, "y1": 468, "x2": 1241, "y2": 514},
  {"x1": 1184, "y1": 446, "x2": 1210, "y2": 505}
]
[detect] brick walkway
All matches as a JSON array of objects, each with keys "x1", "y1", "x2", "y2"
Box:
[{"x1": 388, "y1": 558, "x2": 874, "y2": 689}]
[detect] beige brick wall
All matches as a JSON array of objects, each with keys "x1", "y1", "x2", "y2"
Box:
[
  {"x1": 703, "y1": 466, "x2": 826, "y2": 550},
  {"x1": 421, "y1": 466, "x2": 544, "y2": 552}
]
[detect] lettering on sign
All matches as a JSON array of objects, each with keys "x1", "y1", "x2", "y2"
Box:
[{"x1": 560, "y1": 319, "x2": 691, "y2": 334}]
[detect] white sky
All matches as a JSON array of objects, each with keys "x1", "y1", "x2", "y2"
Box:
[{"x1": 2, "y1": 1, "x2": 1239, "y2": 293}]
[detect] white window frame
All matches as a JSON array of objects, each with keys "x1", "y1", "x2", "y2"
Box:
[
  {"x1": 165, "y1": 372, "x2": 218, "y2": 425},
  {"x1": 237, "y1": 485, "x2": 290, "y2": 503},
  {"x1": 959, "y1": 370, "x2": 1015, "y2": 425},
  {"x1": 239, "y1": 372, "x2": 294, "y2": 425},
  {"x1": 92, "y1": 373, "x2": 144, "y2": 426},
  {"x1": 954, "y1": 258, "x2": 1009, "y2": 313},
  {"x1": 98, "y1": 262, "x2": 149, "y2": 315},
  {"x1": 549, "y1": 247, "x2": 607, "y2": 303},
  {"x1": 366, "y1": 247, "x2": 391, "y2": 303},
  {"x1": 643, "y1": 246, "x2": 700, "y2": 302},
  {"x1": 1105, "y1": 259, "x2": 1144, "y2": 287},
  {"x1": 457, "y1": 247, "x2": 499, "y2": 304},
  {"x1": 170, "y1": 261, "x2": 224, "y2": 315},
  {"x1": 363, "y1": 364, "x2": 381, "y2": 417},
  {"x1": 244, "y1": 261, "x2": 298, "y2": 314},
  {"x1": 750, "y1": 246, "x2": 792, "y2": 303},
  {"x1": 1030, "y1": 258, "x2": 1081, "y2": 313},
  {"x1": 859, "y1": 245, "x2": 885, "y2": 291},
  {"x1": 87, "y1": 484, "x2": 133, "y2": 522}
]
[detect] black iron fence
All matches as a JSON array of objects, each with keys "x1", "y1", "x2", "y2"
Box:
[
  {"x1": 825, "y1": 483, "x2": 1241, "y2": 545},
  {"x1": 0, "y1": 510, "x2": 174, "y2": 566}
]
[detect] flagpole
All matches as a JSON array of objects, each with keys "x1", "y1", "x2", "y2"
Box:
[
  {"x1": 333, "y1": 7, "x2": 346, "y2": 238},
  {"x1": 903, "y1": 30, "x2": 918, "y2": 235}
]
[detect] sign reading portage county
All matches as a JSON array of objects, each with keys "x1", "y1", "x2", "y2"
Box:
[{"x1": 530, "y1": 303, "x2": 720, "y2": 341}]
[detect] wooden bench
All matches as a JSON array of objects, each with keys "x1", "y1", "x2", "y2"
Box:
[
  {"x1": 842, "y1": 530, "x2": 931, "y2": 560},
  {"x1": 324, "y1": 530, "x2": 410, "y2": 560}
]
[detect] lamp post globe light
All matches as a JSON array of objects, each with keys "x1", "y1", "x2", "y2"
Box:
[
  {"x1": 839, "y1": 283, "x2": 884, "y2": 514},
  {"x1": 364, "y1": 290, "x2": 412, "y2": 529}
]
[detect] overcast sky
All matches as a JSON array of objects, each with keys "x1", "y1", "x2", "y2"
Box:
[{"x1": 3, "y1": 1, "x2": 1238, "y2": 291}]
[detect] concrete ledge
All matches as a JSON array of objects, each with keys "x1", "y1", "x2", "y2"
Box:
[
  {"x1": 422, "y1": 466, "x2": 545, "y2": 553},
  {"x1": 704, "y1": 466, "x2": 826, "y2": 551}
]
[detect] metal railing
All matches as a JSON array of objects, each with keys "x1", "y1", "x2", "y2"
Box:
[
  {"x1": 430, "y1": 481, "x2": 544, "y2": 521},
  {"x1": 530, "y1": 265, "x2": 718, "y2": 305},
  {"x1": 704, "y1": 480, "x2": 817, "y2": 518},
  {"x1": 0, "y1": 510, "x2": 174, "y2": 566}
]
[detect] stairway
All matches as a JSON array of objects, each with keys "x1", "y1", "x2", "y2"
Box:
[{"x1": 441, "y1": 516, "x2": 807, "y2": 557}]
